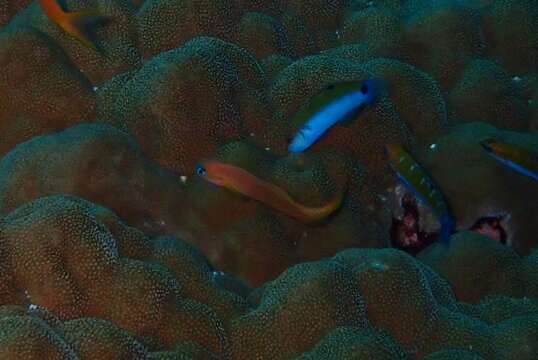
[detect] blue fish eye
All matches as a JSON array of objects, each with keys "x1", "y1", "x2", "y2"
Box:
[
  {"x1": 196, "y1": 165, "x2": 207, "y2": 176},
  {"x1": 361, "y1": 83, "x2": 369, "y2": 94}
]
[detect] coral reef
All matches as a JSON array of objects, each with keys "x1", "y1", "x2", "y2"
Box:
[
  {"x1": 1, "y1": 0, "x2": 538, "y2": 356},
  {"x1": 0, "y1": 195, "x2": 236, "y2": 357},
  {"x1": 530, "y1": 88, "x2": 538, "y2": 131},
  {"x1": 136, "y1": 0, "x2": 242, "y2": 60},
  {"x1": 481, "y1": 0, "x2": 538, "y2": 75},
  {"x1": 340, "y1": 5, "x2": 405, "y2": 58},
  {"x1": 0, "y1": 123, "x2": 386, "y2": 287},
  {"x1": 159, "y1": 137, "x2": 385, "y2": 286},
  {"x1": 0, "y1": 203, "x2": 536, "y2": 359},
  {"x1": 235, "y1": 12, "x2": 290, "y2": 60},
  {"x1": 8, "y1": 0, "x2": 142, "y2": 84},
  {"x1": 0, "y1": 0, "x2": 32, "y2": 26},
  {"x1": 0, "y1": 26, "x2": 96, "y2": 158},
  {"x1": 401, "y1": 0, "x2": 485, "y2": 90},
  {"x1": 0, "y1": 123, "x2": 188, "y2": 237},
  {"x1": 362, "y1": 58, "x2": 449, "y2": 147},
  {"x1": 110, "y1": 36, "x2": 266, "y2": 175},
  {"x1": 418, "y1": 231, "x2": 524, "y2": 303},
  {"x1": 448, "y1": 59, "x2": 529, "y2": 131}
]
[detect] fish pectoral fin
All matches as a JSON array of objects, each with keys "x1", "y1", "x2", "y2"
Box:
[{"x1": 64, "y1": 10, "x2": 110, "y2": 50}]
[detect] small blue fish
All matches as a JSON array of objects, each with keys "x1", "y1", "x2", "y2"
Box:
[{"x1": 288, "y1": 78, "x2": 384, "y2": 153}]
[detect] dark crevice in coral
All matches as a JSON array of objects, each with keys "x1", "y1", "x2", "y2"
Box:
[{"x1": 469, "y1": 213, "x2": 508, "y2": 245}]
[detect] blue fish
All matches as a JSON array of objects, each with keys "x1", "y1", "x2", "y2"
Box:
[{"x1": 288, "y1": 78, "x2": 384, "y2": 153}]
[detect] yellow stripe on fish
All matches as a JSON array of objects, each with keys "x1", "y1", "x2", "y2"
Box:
[{"x1": 385, "y1": 144, "x2": 454, "y2": 246}]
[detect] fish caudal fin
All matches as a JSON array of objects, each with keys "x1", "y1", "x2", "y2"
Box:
[
  {"x1": 63, "y1": 10, "x2": 109, "y2": 50},
  {"x1": 301, "y1": 186, "x2": 347, "y2": 224},
  {"x1": 439, "y1": 215, "x2": 454, "y2": 248}
]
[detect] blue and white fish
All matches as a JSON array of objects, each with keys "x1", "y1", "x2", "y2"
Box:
[{"x1": 288, "y1": 78, "x2": 384, "y2": 153}]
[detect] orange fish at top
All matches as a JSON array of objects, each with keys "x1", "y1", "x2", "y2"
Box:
[{"x1": 39, "y1": 0, "x2": 109, "y2": 51}]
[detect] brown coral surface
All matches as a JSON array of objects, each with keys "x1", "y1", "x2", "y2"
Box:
[
  {"x1": 1, "y1": 0, "x2": 537, "y2": 357},
  {"x1": 0, "y1": 201, "x2": 536, "y2": 359}
]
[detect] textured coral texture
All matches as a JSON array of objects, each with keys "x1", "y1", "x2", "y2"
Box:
[{"x1": 0, "y1": 0, "x2": 537, "y2": 357}]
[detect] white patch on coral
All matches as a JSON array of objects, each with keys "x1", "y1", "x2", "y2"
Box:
[
  {"x1": 24, "y1": 290, "x2": 31, "y2": 302},
  {"x1": 211, "y1": 271, "x2": 225, "y2": 281},
  {"x1": 368, "y1": 260, "x2": 388, "y2": 271}
]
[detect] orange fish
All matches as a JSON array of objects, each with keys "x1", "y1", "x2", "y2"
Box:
[
  {"x1": 195, "y1": 160, "x2": 345, "y2": 224},
  {"x1": 39, "y1": 0, "x2": 108, "y2": 50}
]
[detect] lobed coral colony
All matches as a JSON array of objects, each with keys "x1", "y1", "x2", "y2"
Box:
[{"x1": 0, "y1": 0, "x2": 538, "y2": 358}]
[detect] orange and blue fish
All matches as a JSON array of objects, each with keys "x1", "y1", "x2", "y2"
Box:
[
  {"x1": 39, "y1": 0, "x2": 108, "y2": 51},
  {"x1": 481, "y1": 138, "x2": 538, "y2": 182},
  {"x1": 195, "y1": 160, "x2": 345, "y2": 224},
  {"x1": 288, "y1": 78, "x2": 384, "y2": 153},
  {"x1": 385, "y1": 144, "x2": 454, "y2": 247}
]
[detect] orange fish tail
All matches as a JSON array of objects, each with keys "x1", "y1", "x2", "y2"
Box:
[
  {"x1": 39, "y1": 0, "x2": 63, "y2": 18},
  {"x1": 298, "y1": 186, "x2": 346, "y2": 223},
  {"x1": 64, "y1": 10, "x2": 108, "y2": 49}
]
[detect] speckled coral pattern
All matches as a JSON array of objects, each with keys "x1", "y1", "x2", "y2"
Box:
[{"x1": 1, "y1": 0, "x2": 538, "y2": 357}]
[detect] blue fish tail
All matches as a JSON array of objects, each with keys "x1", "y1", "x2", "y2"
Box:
[{"x1": 439, "y1": 215, "x2": 454, "y2": 247}]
